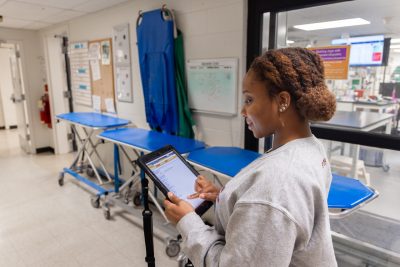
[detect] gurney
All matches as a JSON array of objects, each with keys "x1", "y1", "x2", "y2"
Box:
[
  {"x1": 56, "y1": 112, "x2": 130, "y2": 207},
  {"x1": 187, "y1": 146, "x2": 379, "y2": 218}
]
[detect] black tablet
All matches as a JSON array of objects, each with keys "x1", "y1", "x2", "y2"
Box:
[{"x1": 136, "y1": 145, "x2": 213, "y2": 216}]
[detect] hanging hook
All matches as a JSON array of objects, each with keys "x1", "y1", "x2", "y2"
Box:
[
  {"x1": 161, "y1": 4, "x2": 172, "y2": 20},
  {"x1": 136, "y1": 10, "x2": 143, "y2": 27}
]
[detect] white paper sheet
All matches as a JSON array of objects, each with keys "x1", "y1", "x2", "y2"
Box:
[
  {"x1": 90, "y1": 60, "x2": 101, "y2": 81},
  {"x1": 88, "y1": 43, "x2": 100, "y2": 60},
  {"x1": 105, "y1": 98, "x2": 116, "y2": 113},
  {"x1": 101, "y1": 40, "x2": 111, "y2": 65},
  {"x1": 92, "y1": 95, "x2": 101, "y2": 112}
]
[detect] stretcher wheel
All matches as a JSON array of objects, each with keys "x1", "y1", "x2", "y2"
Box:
[
  {"x1": 58, "y1": 172, "x2": 64, "y2": 186},
  {"x1": 103, "y1": 209, "x2": 111, "y2": 220},
  {"x1": 86, "y1": 166, "x2": 95, "y2": 177},
  {"x1": 383, "y1": 165, "x2": 390, "y2": 172},
  {"x1": 90, "y1": 196, "x2": 100, "y2": 208},
  {"x1": 166, "y1": 240, "x2": 180, "y2": 258},
  {"x1": 133, "y1": 192, "x2": 142, "y2": 206}
]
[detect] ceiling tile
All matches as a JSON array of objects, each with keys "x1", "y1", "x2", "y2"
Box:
[
  {"x1": 0, "y1": 1, "x2": 62, "y2": 21},
  {"x1": 15, "y1": 0, "x2": 91, "y2": 9},
  {"x1": 41, "y1": 9, "x2": 85, "y2": 24},
  {"x1": 23, "y1": 21, "x2": 51, "y2": 30},
  {"x1": 72, "y1": 0, "x2": 128, "y2": 13},
  {"x1": 0, "y1": 16, "x2": 31, "y2": 28}
]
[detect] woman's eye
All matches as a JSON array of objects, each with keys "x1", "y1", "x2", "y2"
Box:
[{"x1": 244, "y1": 97, "x2": 253, "y2": 105}]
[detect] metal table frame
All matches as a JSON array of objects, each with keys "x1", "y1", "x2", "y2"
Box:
[{"x1": 56, "y1": 112, "x2": 130, "y2": 208}]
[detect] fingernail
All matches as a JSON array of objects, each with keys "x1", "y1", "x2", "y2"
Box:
[{"x1": 168, "y1": 192, "x2": 173, "y2": 198}]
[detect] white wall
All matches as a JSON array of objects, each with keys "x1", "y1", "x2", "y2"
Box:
[
  {"x1": 0, "y1": 48, "x2": 18, "y2": 128},
  {"x1": 0, "y1": 83, "x2": 4, "y2": 127},
  {"x1": 0, "y1": 27, "x2": 52, "y2": 151},
  {"x1": 41, "y1": 0, "x2": 247, "y2": 148}
]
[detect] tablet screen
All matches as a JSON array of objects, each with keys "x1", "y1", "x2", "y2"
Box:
[{"x1": 147, "y1": 150, "x2": 204, "y2": 209}]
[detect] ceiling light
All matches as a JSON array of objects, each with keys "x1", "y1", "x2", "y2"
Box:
[
  {"x1": 286, "y1": 40, "x2": 294, "y2": 44},
  {"x1": 294, "y1": 18, "x2": 370, "y2": 31},
  {"x1": 393, "y1": 49, "x2": 400, "y2": 53},
  {"x1": 391, "y1": 38, "x2": 400, "y2": 44},
  {"x1": 390, "y1": 44, "x2": 400, "y2": 49}
]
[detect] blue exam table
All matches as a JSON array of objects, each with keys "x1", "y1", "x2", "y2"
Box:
[
  {"x1": 187, "y1": 146, "x2": 379, "y2": 219},
  {"x1": 56, "y1": 112, "x2": 130, "y2": 207}
]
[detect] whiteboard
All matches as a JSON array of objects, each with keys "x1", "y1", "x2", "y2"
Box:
[{"x1": 186, "y1": 58, "x2": 238, "y2": 116}]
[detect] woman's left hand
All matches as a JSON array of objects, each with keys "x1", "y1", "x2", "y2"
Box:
[{"x1": 164, "y1": 192, "x2": 194, "y2": 225}]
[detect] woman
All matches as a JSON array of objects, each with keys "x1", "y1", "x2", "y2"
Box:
[{"x1": 164, "y1": 47, "x2": 337, "y2": 266}]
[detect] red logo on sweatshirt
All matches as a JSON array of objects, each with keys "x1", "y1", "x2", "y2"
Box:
[{"x1": 322, "y1": 158, "x2": 327, "y2": 167}]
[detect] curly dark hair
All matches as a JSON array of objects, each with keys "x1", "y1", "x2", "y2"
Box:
[{"x1": 250, "y1": 47, "x2": 336, "y2": 121}]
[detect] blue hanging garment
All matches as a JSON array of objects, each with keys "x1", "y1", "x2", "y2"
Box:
[{"x1": 136, "y1": 9, "x2": 179, "y2": 135}]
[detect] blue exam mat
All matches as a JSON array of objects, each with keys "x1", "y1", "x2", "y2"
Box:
[
  {"x1": 187, "y1": 147, "x2": 374, "y2": 210},
  {"x1": 137, "y1": 9, "x2": 179, "y2": 134},
  {"x1": 57, "y1": 112, "x2": 130, "y2": 128},
  {"x1": 328, "y1": 174, "x2": 374, "y2": 209},
  {"x1": 98, "y1": 128, "x2": 205, "y2": 154},
  {"x1": 187, "y1": 147, "x2": 261, "y2": 177}
]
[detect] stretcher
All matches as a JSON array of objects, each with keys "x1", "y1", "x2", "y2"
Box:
[
  {"x1": 97, "y1": 127, "x2": 205, "y2": 258},
  {"x1": 187, "y1": 146, "x2": 379, "y2": 219},
  {"x1": 56, "y1": 112, "x2": 130, "y2": 208}
]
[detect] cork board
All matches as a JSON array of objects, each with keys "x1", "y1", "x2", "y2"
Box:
[{"x1": 88, "y1": 38, "x2": 115, "y2": 113}]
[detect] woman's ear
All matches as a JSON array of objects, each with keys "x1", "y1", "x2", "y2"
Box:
[{"x1": 277, "y1": 91, "x2": 291, "y2": 113}]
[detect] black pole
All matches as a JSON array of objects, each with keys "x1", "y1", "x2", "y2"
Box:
[
  {"x1": 60, "y1": 36, "x2": 77, "y2": 151},
  {"x1": 140, "y1": 156, "x2": 155, "y2": 267}
]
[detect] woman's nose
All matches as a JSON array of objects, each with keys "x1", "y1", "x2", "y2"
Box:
[{"x1": 241, "y1": 106, "x2": 247, "y2": 117}]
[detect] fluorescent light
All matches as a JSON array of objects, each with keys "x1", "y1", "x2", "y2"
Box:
[
  {"x1": 390, "y1": 44, "x2": 400, "y2": 49},
  {"x1": 391, "y1": 38, "x2": 400, "y2": 44},
  {"x1": 393, "y1": 49, "x2": 400, "y2": 53},
  {"x1": 286, "y1": 40, "x2": 294, "y2": 44},
  {"x1": 294, "y1": 18, "x2": 370, "y2": 31}
]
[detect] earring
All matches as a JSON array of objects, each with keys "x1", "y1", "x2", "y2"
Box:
[{"x1": 279, "y1": 103, "x2": 288, "y2": 112}]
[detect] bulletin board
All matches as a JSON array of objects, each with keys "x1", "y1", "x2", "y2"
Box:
[
  {"x1": 186, "y1": 58, "x2": 238, "y2": 116},
  {"x1": 88, "y1": 38, "x2": 116, "y2": 113}
]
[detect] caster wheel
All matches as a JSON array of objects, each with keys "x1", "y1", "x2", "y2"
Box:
[
  {"x1": 383, "y1": 165, "x2": 390, "y2": 172},
  {"x1": 90, "y1": 197, "x2": 100, "y2": 208},
  {"x1": 166, "y1": 240, "x2": 180, "y2": 258},
  {"x1": 86, "y1": 167, "x2": 95, "y2": 177},
  {"x1": 133, "y1": 192, "x2": 142, "y2": 206},
  {"x1": 58, "y1": 172, "x2": 64, "y2": 186},
  {"x1": 124, "y1": 190, "x2": 130, "y2": 204},
  {"x1": 103, "y1": 209, "x2": 111, "y2": 220}
]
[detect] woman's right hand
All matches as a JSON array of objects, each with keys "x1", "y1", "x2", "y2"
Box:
[{"x1": 187, "y1": 175, "x2": 220, "y2": 202}]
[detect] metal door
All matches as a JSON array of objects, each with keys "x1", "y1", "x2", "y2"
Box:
[{"x1": 5, "y1": 43, "x2": 32, "y2": 153}]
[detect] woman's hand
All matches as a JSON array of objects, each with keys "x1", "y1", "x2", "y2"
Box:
[
  {"x1": 187, "y1": 175, "x2": 220, "y2": 202},
  {"x1": 164, "y1": 192, "x2": 194, "y2": 225}
]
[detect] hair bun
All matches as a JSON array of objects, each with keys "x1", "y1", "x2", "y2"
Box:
[{"x1": 295, "y1": 84, "x2": 336, "y2": 121}]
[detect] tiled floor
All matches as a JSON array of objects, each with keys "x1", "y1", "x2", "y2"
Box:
[{"x1": 0, "y1": 129, "x2": 177, "y2": 267}]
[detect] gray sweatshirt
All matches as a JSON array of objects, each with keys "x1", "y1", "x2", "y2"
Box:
[{"x1": 177, "y1": 135, "x2": 337, "y2": 267}]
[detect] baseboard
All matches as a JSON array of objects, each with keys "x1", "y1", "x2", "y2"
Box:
[
  {"x1": 9, "y1": 125, "x2": 17, "y2": 129},
  {"x1": 36, "y1": 146, "x2": 55, "y2": 154}
]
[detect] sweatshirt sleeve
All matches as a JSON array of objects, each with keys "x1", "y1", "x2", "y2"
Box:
[{"x1": 176, "y1": 202, "x2": 301, "y2": 267}]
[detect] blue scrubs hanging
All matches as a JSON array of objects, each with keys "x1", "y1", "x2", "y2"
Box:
[{"x1": 137, "y1": 9, "x2": 179, "y2": 135}]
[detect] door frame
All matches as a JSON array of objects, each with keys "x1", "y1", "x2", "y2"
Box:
[{"x1": 42, "y1": 26, "x2": 72, "y2": 154}]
